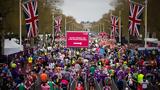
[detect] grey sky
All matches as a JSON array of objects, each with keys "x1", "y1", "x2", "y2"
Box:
[{"x1": 60, "y1": 0, "x2": 115, "y2": 23}]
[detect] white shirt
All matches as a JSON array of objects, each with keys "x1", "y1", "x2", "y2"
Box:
[
  {"x1": 49, "y1": 63, "x2": 55, "y2": 69},
  {"x1": 75, "y1": 64, "x2": 81, "y2": 72},
  {"x1": 142, "y1": 80, "x2": 149, "y2": 89}
]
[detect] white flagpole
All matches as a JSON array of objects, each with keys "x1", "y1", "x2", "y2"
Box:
[
  {"x1": 65, "y1": 16, "x2": 66, "y2": 34},
  {"x1": 103, "y1": 23, "x2": 104, "y2": 32},
  {"x1": 19, "y1": 0, "x2": 22, "y2": 50},
  {"x1": 99, "y1": 24, "x2": 100, "y2": 32},
  {"x1": 144, "y1": 0, "x2": 148, "y2": 48},
  {"x1": 128, "y1": 0, "x2": 130, "y2": 44},
  {"x1": 52, "y1": 12, "x2": 55, "y2": 46},
  {"x1": 119, "y1": 11, "x2": 121, "y2": 45},
  {"x1": 100, "y1": 23, "x2": 101, "y2": 32},
  {"x1": 110, "y1": 12, "x2": 112, "y2": 39}
]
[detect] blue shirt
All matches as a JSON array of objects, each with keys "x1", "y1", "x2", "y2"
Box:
[{"x1": 100, "y1": 48, "x2": 105, "y2": 55}]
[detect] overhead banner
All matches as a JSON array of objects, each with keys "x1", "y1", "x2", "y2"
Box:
[{"x1": 66, "y1": 31, "x2": 89, "y2": 48}]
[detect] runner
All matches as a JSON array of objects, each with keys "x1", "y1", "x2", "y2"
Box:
[
  {"x1": 16, "y1": 81, "x2": 27, "y2": 90},
  {"x1": 47, "y1": 78, "x2": 55, "y2": 90},
  {"x1": 41, "y1": 83, "x2": 50, "y2": 90},
  {"x1": 1, "y1": 36, "x2": 160, "y2": 90},
  {"x1": 40, "y1": 70, "x2": 48, "y2": 84},
  {"x1": 76, "y1": 82, "x2": 84, "y2": 90}
]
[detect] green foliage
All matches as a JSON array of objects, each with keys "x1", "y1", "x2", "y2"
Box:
[
  {"x1": 93, "y1": 0, "x2": 160, "y2": 39},
  {"x1": 38, "y1": 0, "x2": 52, "y2": 34},
  {"x1": 0, "y1": 0, "x2": 61, "y2": 37},
  {"x1": 147, "y1": 0, "x2": 160, "y2": 39}
]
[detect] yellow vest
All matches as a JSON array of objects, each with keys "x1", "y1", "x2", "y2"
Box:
[
  {"x1": 28, "y1": 57, "x2": 33, "y2": 63},
  {"x1": 138, "y1": 74, "x2": 144, "y2": 84}
]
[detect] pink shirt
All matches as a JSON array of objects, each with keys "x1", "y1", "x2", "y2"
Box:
[{"x1": 41, "y1": 84, "x2": 50, "y2": 90}]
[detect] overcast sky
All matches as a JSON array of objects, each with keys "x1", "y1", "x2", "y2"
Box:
[{"x1": 60, "y1": 0, "x2": 115, "y2": 23}]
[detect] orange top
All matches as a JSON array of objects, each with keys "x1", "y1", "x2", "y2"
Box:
[{"x1": 40, "y1": 73, "x2": 47, "y2": 82}]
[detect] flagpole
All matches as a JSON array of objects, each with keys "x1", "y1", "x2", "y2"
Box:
[
  {"x1": 128, "y1": 0, "x2": 130, "y2": 44},
  {"x1": 144, "y1": 0, "x2": 148, "y2": 48},
  {"x1": 119, "y1": 11, "x2": 121, "y2": 45},
  {"x1": 52, "y1": 12, "x2": 55, "y2": 46},
  {"x1": 110, "y1": 12, "x2": 112, "y2": 39},
  {"x1": 100, "y1": 23, "x2": 101, "y2": 32},
  {"x1": 19, "y1": 0, "x2": 22, "y2": 50},
  {"x1": 99, "y1": 24, "x2": 100, "y2": 32},
  {"x1": 65, "y1": 16, "x2": 66, "y2": 34},
  {"x1": 103, "y1": 23, "x2": 104, "y2": 32}
]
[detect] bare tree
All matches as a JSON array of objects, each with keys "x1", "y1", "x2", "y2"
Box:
[{"x1": 43, "y1": 0, "x2": 64, "y2": 9}]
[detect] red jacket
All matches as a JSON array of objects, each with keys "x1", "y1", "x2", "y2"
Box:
[{"x1": 76, "y1": 85, "x2": 84, "y2": 90}]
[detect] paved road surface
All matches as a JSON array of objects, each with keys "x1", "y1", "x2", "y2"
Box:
[
  {"x1": 70, "y1": 78, "x2": 119, "y2": 90},
  {"x1": 94, "y1": 78, "x2": 118, "y2": 90}
]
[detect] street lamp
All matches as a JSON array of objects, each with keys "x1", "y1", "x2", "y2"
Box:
[
  {"x1": 99, "y1": 23, "x2": 105, "y2": 32},
  {"x1": 102, "y1": 19, "x2": 111, "y2": 34},
  {"x1": 69, "y1": 23, "x2": 74, "y2": 31},
  {"x1": 0, "y1": 14, "x2": 3, "y2": 29},
  {"x1": 0, "y1": 17, "x2": 2, "y2": 21},
  {"x1": 65, "y1": 17, "x2": 73, "y2": 32},
  {"x1": 0, "y1": 15, "x2": 3, "y2": 55},
  {"x1": 51, "y1": 7, "x2": 59, "y2": 44}
]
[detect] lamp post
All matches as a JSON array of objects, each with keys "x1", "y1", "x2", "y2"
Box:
[
  {"x1": 98, "y1": 24, "x2": 101, "y2": 32},
  {"x1": 103, "y1": 19, "x2": 110, "y2": 32},
  {"x1": 19, "y1": 0, "x2": 22, "y2": 50},
  {"x1": 0, "y1": 17, "x2": 2, "y2": 22},
  {"x1": 65, "y1": 17, "x2": 66, "y2": 34},
  {"x1": 102, "y1": 23, "x2": 104, "y2": 32},
  {"x1": 94, "y1": 24, "x2": 99, "y2": 33},
  {"x1": 144, "y1": 0, "x2": 148, "y2": 48},
  {"x1": 0, "y1": 15, "x2": 2, "y2": 29},
  {"x1": 0, "y1": 15, "x2": 4, "y2": 55},
  {"x1": 0, "y1": 16, "x2": 2, "y2": 55},
  {"x1": 51, "y1": 8, "x2": 58, "y2": 45},
  {"x1": 72, "y1": 23, "x2": 75, "y2": 31},
  {"x1": 65, "y1": 18, "x2": 73, "y2": 31}
]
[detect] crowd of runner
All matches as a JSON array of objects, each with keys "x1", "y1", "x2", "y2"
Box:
[{"x1": 0, "y1": 39, "x2": 160, "y2": 90}]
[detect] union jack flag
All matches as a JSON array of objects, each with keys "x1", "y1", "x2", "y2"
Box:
[
  {"x1": 55, "y1": 16, "x2": 62, "y2": 33},
  {"x1": 129, "y1": 1, "x2": 144, "y2": 37},
  {"x1": 111, "y1": 15, "x2": 119, "y2": 39},
  {"x1": 22, "y1": 0, "x2": 38, "y2": 38}
]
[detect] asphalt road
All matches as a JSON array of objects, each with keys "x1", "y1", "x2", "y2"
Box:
[
  {"x1": 44, "y1": 77, "x2": 119, "y2": 90},
  {"x1": 31, "y1": 74, "x2": 160, "y2": 90}
]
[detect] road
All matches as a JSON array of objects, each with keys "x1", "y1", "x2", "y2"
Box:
[
  {"x1": 31, "y1": 76, "x2": 160, "y2": 90},
  {"x1": 32, "y1": 74, "x2": 154, "y2": 90},
  {"x1": 69, "y1": 78, "x2": 119, "y2": 90}
]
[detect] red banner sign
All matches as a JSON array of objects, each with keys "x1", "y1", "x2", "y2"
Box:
[{"x1": 66, "y1": 31, "x2": 89, "y2": 48}]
